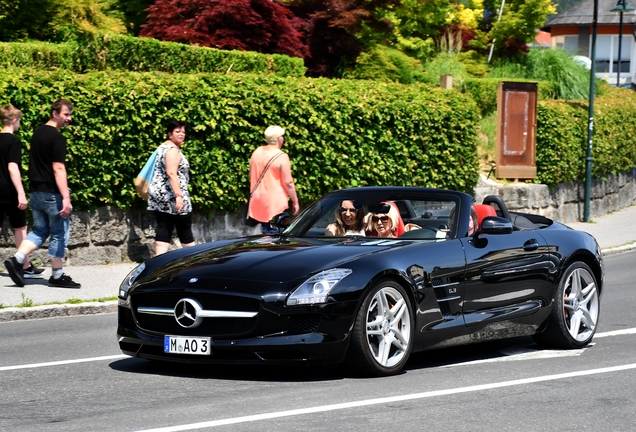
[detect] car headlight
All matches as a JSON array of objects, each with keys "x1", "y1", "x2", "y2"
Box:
[
  {"x1": 119, "y1": 263, "x2": 146, "y2": 300},
  {"x1": 287, "y1": 268, "x2": 352, "y2": 306}
]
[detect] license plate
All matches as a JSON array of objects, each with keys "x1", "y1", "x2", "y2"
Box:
[{"x1": 164, "y1": 336, "x2": 211, "y2": 355}]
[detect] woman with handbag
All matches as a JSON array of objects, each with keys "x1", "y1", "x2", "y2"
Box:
[
  {"x1": 148, "y1": 120, "x2": 195, "y2": 255},
  {"x1": 248, "y1": 125, "x2": 299, "y2": 234}
]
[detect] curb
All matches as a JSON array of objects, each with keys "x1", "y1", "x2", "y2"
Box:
[
  {"x1": 601, "y1": 242, "x2": 636, "y2": 257},
  {"x1": 0, "y1": 301, "x2": 117, "y2": 322},
  {"x1": 2, "y1": 242, "x2": 636, "y2": 322}
]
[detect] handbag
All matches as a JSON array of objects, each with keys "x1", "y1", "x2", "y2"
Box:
[
  {"x1": 246, "y1": 152, "x2": 284, "y2": 226},
  {"x1": 133, "y1": 149, "x2": 159, "y2": 200}
]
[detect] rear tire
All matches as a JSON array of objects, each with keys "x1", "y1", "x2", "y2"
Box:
[
  {"x1": 345, "y1": 278, "x2": 414, "y2": 376},
  {"x1": 534, "y1": 262, "x2": 600, "y2": 349}
]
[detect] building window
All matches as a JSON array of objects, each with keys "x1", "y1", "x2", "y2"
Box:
[
  {"x1": 593, "y1": 35, "x2": 632, "y2": 75},
  {"x1": 552, "y1": 35, "x2": 579, "y2": 53}
]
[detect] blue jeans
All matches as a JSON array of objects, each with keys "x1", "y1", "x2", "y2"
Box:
[
  {"x1": 26, "y1": 191, "x2": 70, "y2": 259},
  {"x1": 261, "y1": 223, "x2": 279, "y2": 235}
]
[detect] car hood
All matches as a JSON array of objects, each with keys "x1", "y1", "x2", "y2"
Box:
[{"x1": 138, "y1": 236, "x2": 408, "y2": 286}]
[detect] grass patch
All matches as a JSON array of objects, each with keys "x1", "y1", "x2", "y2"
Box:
[
  {"x1": 477, "y1": 111, "x2": 497, "y2": 172},
  {"x1": 20, "y1": 293, "x2": 34, "y2": 308},
  {"x1": 0, "y1": 296, "x2": 117, "y2": 309}
]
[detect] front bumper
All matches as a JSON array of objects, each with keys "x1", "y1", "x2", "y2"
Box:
[
  {"x1": 117, "y1": 299, "x2": 355, "y2": 365},
  {"x1": 117, "y1": 325, "x2": 350, "y2": 365}
]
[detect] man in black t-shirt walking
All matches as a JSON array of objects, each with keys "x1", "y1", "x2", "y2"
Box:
[{"x1": 5, "y1": 99, "x2": 80, "y2": 288}]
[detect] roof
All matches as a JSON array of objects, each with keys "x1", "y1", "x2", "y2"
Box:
[{"x1": 544, "y1": 0, "x2": 636, "y2": 28}]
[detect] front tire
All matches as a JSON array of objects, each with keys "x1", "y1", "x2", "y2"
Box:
[
  {"x1": 345, "y1": 279, "x2": 414, "y2": 376},
  {"x1": 534, "y1": 262, "x2": 600, "y2": 348}
]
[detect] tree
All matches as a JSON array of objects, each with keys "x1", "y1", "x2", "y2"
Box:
[
  {"x1": 0, "y1": 0, "x2": 126, "y2": 42},
  {"x1": 140, "y1": 0, "x2": 308, "y2": 59},
  {"x1": 0, "y1": 0, "x2": 56, "y2": 41},
  {"x1": 105, "y1": 0, "x2": 153, "y2": 35},
  {"x1": 486, "y1": 0, "x2": 557, "y2": 57},
  {"x1": 285, "y1": 0, "x2": 400, "y2": 77}
]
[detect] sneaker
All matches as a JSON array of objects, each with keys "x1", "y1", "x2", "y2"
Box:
[
  {"x1": 4, "y1": 257, "x2": 25, "y2": 287},
  {"x1": 24, "y1": 264, "x2": 45, "y2": 279},
  {"x1": 48, "y1": 274, "x2": 81, "y2": 289}
]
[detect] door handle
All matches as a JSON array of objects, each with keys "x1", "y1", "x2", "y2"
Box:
[{"x1": 523, "y1": 239, "x2": 539, "y2": 251}]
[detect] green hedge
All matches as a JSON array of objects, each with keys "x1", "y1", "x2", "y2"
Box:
[
  {"x1": 0, "y1": 33, "x2": 306, "y2": 77},
  {"x1": 0, "y1": 68, "x2": 480, "y2": 213},
  {"x1": 535, "y1": 87, "x2": 636, "y2": 186},
  {"x1": 461, "y1": 78, "x2": 556, "y2": 116}
]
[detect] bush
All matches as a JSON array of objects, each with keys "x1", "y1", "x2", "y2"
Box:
[
  {"x1": 0, "y1": 67, "x2": 480, "y2": 213},
  {"x1": 489, "y1": 48, "x2": 600, "y2": 100},
  {"x1": 347, "y1": 45, "x2": 428, "y2": 84},
  {"x1": 461, "y1": 78, "x2": 556, "y2": 117},
  {"x1": 422, "y1": 53, "x2": 469, "y2": 85},
  {"x1": 0, "y1": 33, "x2": 306, "y2": 77},
  {"x1": 535, "y1": 87, "x2": 636, "y2": 185},
  {"x1": 0, "y1": 41, "x2": 76, "y2": 70}
]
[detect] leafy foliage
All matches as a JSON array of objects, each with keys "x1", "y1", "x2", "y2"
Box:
[
  {"x1": 287, "y1": 0, "x2": 399, "y2": 77},
  {"x1": 140, "y1": 0, "x2": 308, "y2": 59},
  {"x1": 489, "y1": 48, "x2": 600, "y2": 100},
  {"x1": 0, "y1": 35, "x2": 306, "y2": 77},
  {"x1": 0, "y1": 67, "x2": 481, "y2": 213},
  {"x1": 0, "y1": 0, "x2": 56, "y2": 41},
  {"x1": 486, "y1": 0, "x2": 557, "y2": 58},
  {"x1": 347, "y1": 45, "x2": 428, "y2": 84},
  {"x1": 0, "y1": 0, "x2": 126, "y2": 42},
  {"x1": 105, "y1": 0, "x2": 152, "y2": 35}
]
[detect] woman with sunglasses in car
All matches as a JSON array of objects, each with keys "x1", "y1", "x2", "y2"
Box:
[
  {"x1": 325, "y1": 200, "x2": 366, "y2": 236},
  {"x1": 367, "y1": 204, "x2": 400, "y2": 238}
]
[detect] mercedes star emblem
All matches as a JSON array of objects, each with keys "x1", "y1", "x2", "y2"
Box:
[{"x1": 174, "y1": 298, "x2": 204, "y2": 328}]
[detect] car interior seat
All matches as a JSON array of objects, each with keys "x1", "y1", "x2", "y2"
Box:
[{"x1": 473, "y1": 204, "x2": 497, "y2": 230}]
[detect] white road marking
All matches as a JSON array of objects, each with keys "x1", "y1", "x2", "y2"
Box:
[
  {"x1": 440, "y1": 344, "x2": 593, "y2": 367},
  {"x1": 440, "y1": 327, "x2": 636, "y2": 367},
  {"x1": 0, "y1": 354, "x2": 127, "y2": 372},
  {"x1": 593, "y1": 328, "x2": 636, "y2": 338},
  {"x1": 0, "y1": 328, "x2": 634, "y2": 373},
  {"x1": 136, "y1": 363, "x2": 636, "y2": 431}
]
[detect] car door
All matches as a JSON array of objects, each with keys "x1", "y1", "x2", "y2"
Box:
[{"x1": 460, "y1": 230, "x2": 557, "y2": 326}]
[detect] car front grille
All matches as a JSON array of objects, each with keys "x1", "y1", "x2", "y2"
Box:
[
  {"x1": 288, "y1": 314, "x2": 320, "y2": 334},
  {"x1": 131, "y1": 292, "x2": 260, "y2": 338},
  {"x1": 132, "y1": 292, "x2": 259, "y2": 312},
  {"x1": 136, "y1": 313, "x2": 257, "y2": 337}
]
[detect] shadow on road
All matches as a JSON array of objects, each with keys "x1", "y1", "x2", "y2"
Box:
[{"x1": 108, "y1": 336, "x2": 536, "y2": 381}]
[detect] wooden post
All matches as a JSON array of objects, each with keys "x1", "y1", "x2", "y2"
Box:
[{"x1": 440, "y1": 74, "x2": 453, "y2": 89}]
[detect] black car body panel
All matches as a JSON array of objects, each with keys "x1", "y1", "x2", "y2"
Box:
[{"x1": 117, "y1": 187, "x2": 604, "y2": 372}]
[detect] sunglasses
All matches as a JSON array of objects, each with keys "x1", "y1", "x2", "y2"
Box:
[
  {"x1": 339, "y1": 207, "x2": 358, "y2": 213},
  {"x1": 372, "y1": 215, "x2": 390, "y2": 223}
]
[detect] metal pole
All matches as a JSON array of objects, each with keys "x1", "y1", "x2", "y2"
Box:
[
  {"x1": 616, "y1": 11, "x2": 623, "y2": 87},
  {"x1": 488, "y1": 0, "x2": 506, "y2": 63},
  {"x1": 584, "y1": 0, "x2": 599, "y2": 222}
]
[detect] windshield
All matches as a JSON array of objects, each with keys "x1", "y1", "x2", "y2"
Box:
[{"x1": 283, "y1": 189, "x2": 460, "y2": 240}]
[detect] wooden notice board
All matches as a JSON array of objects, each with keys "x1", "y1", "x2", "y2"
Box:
[{"x1": 495, "y1": 82, "x2": 538, "y2": 179}]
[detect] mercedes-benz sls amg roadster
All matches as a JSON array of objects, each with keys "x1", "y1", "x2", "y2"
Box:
[{"x1": 117, "y1": 187, "x2": 604, "y2": 376}]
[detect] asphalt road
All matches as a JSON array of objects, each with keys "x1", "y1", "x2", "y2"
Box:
[{"x1": 1, "y1": 251, "x2": 635, "y2": 432}]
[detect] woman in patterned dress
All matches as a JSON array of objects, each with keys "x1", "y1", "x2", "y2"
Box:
[{"x1": 147, "y1": 120, "x2": 195, "y2": 255}]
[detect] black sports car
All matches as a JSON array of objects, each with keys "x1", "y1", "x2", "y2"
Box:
[{"x1": 117, "y1": 187, "x2": 604, "y2": 376}]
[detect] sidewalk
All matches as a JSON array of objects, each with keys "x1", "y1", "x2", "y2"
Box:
[
  {"x1": 2, "y1": 204, "x2": 636, "y2": 319},
  {"x1": 565, "y1": 204, "x2": 636, "y2": 253},
  {"x1": 0, "y1": 262, "x2": 137, "y2": 321}
]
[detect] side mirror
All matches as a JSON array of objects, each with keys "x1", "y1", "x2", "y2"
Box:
[
  {"x1": 270, "y1": 211, "x2": 291, "y2": 231},
  {"x1": 479, "y1": 216, "x2": 513, "y2": 234}
]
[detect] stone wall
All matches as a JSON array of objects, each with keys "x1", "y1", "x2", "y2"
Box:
[
  {"x1": 474, "y1": 169, "x2": 636, "y2": 223},
  {"x1": 0, "y1": 206, "x2": 261, "y2": 266},
  {"x1": 2, "y1": 170, "x2": 636, "y2": 265}
]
